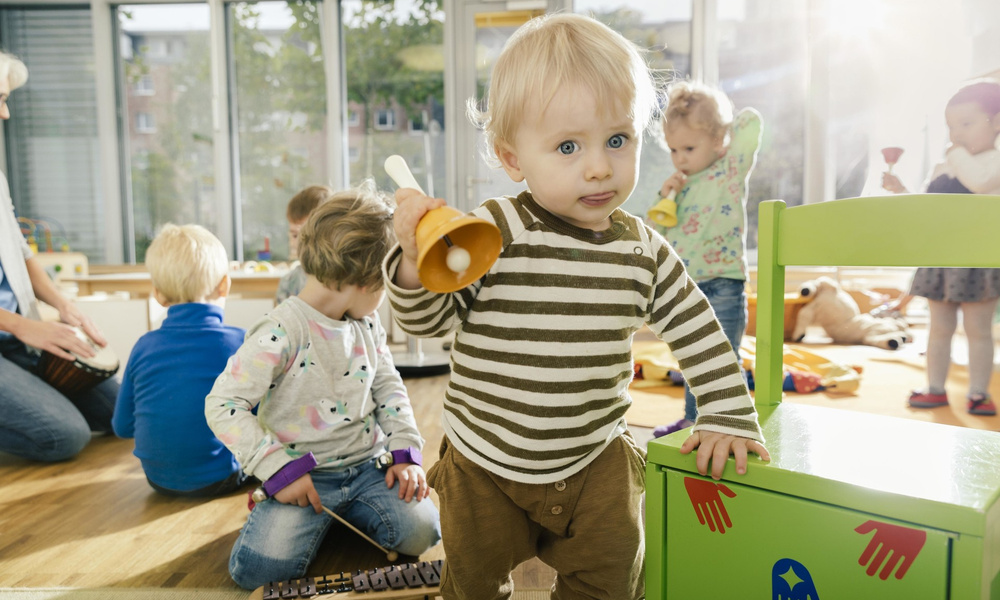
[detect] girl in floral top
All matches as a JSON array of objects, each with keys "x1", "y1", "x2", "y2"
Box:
[{"x1": 650, "y1": 81, "x2": 763, "y2": 436}]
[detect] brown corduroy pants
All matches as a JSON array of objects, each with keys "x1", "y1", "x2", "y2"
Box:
[{"x1": 426, "y1": 432, "x2": 646, "y2": 600}]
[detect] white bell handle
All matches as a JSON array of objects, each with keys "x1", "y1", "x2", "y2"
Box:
[{"x1": 384, "y1": 155, "x2": 426, "y2": 195}]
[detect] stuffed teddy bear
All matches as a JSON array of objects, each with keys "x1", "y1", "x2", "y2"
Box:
[{"x1": 792, "y1": 276, "x2": 913, "y2": 350}]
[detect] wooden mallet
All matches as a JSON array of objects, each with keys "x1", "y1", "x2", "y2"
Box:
[{"x1": 322, "y1": 505, "x2": 399, "y2": 562}]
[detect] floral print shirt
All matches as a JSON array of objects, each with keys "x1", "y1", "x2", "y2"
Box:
[{"x1": 652, "y1": 108, "x2": 762, "y2": 282}]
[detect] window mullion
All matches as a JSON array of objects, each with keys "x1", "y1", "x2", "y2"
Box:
[
  {"x1": 322, "y1": 0, "x2": 345, "y2": 190},
  {"x1": 93, "y1": 0, "x2": 127, "y2": 263},
  {"x1": 210, "y1": 0, "x2": 237, "y2": 259}
]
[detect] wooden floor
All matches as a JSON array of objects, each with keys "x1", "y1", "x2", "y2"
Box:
[
  {"x1": 3, "y1": 324, "x2": 998, "y2": 591},
  {"x1": 0, "y1": 374, "x2": 556, "y2": 591}
]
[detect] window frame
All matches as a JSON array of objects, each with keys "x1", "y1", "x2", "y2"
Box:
[
  {"x1": 0, "y1": 0, "x2": 855, "y2": 264},
  {"x1": 373, "y1": 107, "x2": 396, "y2": 131},
  {"x1": 134, "y1": 111, "x2": 156, "y2": 133},
  {"x1": 92, "y1": 0, "x2": 345, "y2": 263},
  {"x1": 134, "y1": 73, "x2": 154, "y2": 95}
]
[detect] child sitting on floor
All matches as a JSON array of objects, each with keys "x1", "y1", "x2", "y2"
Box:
[
  {"x1": 207, "y1": 182, "x2": 440, "y2": 590},
  {"x1": 275, "y1": 185, "x2": 333, "y2": 304},
  {"x1": 113, "y1": 224, "x2": 246, "y2": 497},
  {"x1": 385, "y1": 13, "x2": 768, "y2": 598}
]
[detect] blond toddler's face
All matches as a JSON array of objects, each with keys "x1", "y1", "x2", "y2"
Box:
[
  {"x1": 496, "y1": 83, "x2": 639, "y2": 231},
  {"x1": 663, "y1": 121, "x2": 725, "y2": 177},
  {"x1": 946, "y1": 101, "x2": 1000, "y2": 156}
]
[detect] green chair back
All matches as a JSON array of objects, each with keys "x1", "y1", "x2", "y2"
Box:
[{"x1": 754, "y1": 193, "x2": 1000, "y2": 406}]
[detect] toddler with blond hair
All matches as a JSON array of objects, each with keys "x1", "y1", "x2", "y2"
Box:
[
  {"x1": 651, "y1": 80, "x2": 763, "y2": 437},
  {"x1": 387, "y1": 14, "x2": 767, "y2": 598},
  {"x1": 113, "y1": 224, "x2": 247, "y2": 497}
]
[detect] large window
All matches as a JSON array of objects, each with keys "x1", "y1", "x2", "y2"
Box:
[
  {"x1": 342, "y1": 0, "x2": 445, "y2": 198},
  {"x1": 0, "y1": 7, "x2": 104, "y2": 259},
  {"x1": 2, "y1": 0, "x2": 998, "y2": 266},
  {"x1": 718, "y1": 0, "x2": 807, "y2": 252},
  {"x1": 230, "y1": 0, "x2": 330, "y2": 263},
  {"x1": 118, "y1": 4, "x2": 215, "y2": 262}
]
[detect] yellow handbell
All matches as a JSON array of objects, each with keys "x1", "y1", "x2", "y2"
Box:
[{"x1": 648, "y1": 189, "x2": 678, "y2": 228}]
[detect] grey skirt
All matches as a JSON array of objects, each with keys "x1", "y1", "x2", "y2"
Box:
[{"x1": 909, "y1": 267, "x2": 1000, "y2": 303}]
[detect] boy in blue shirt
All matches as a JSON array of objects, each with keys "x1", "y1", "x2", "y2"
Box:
[{"x1": 113, "y1": 224, "x2": 247, "y2": 496}]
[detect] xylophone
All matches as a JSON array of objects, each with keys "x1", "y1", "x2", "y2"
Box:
[{"x1": 251, "y1": 559, "x2": 444, "y2": 600}]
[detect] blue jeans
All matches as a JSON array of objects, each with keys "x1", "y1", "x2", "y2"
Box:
[
  {"x1": 0, "y1": 338, "x2": 118, "y2": 461},
  {"x1": 683, "y1": 278, "x2": 747, "y2": 421},
  {"x1": 229, "y1": 460, "x2": 442, "y2": 590}
]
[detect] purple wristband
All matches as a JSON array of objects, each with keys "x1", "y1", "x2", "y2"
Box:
[
  {"x1": 262, "y1": 452, "x2": 318, "y2": 498},
  {"x1": 376, "y1": 446, "x2": 423, "y2": 470}
]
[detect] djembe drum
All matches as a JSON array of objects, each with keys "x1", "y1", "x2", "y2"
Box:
[{"x1": 35, "y1": 327, "x2": 119, "y2": 396}]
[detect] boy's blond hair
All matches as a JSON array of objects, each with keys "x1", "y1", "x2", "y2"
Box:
[
  {"x1": 470, "y1": 13, "x2": 659, "y2": 157},
  {"x1": 662, "y1": 80, "x2": 734, "y2": 147},
  {"x1": 287, "y1": 185, "x2": 333, "y2": 223},
  {"x1": 146, "y1": 224, "x2": 229, "y2": 304},
  {"x1": 297, "y1": 180, "x2": 394, "y2": 291}
]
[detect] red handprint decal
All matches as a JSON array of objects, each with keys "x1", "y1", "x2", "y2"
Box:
[
  {"x1": 684, "y1": 477, "x2": 737, "y2": 534},
  {"x1": 854, "y1": 520, "x2": 926, "y2": 580}
]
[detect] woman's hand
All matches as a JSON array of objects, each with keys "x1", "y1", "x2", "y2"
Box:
[
  {"x1": 57, "y1": 302, "x2": 108, "y2": 349},
  {"x1": 11, "y1": 318, "x2": 95, "y2": 361},
  {"x1": 384, "y1": 462, "x2": 430, "y2": 503},
  {"x1": 273, "y1": 473, "x2": 323, "y2": 513}
]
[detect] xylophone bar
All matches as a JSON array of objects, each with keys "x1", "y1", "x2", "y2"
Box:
[{"x1": 256, "y1": 559, "x2": 443, "y2": 600}]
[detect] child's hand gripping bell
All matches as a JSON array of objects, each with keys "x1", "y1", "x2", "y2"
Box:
[{"x1": 384, "y1": 155, "x2": 502, "y2": 293}]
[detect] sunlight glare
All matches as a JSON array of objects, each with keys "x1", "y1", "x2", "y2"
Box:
[{"x1": 828, "y1": 0, "x2": 887, "y2": 38}]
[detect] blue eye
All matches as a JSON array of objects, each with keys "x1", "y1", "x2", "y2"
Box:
[
  {"x1": 558, "y1": 141, "x2": 578, "y2": 155},
  {"x1": 608, "y1": 134, "x2": 626, "y2": 149}
]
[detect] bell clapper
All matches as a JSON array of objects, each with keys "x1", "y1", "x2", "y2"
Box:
[
  {"x1": 443, "y1": 237, "x2": 471, "y2": 273},
  {"x1": 385, "y1": 154, "x2": 471, "y2": 273}
]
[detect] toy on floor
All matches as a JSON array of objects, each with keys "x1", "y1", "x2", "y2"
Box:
[
  {"x1": 793, "y1": 276, "x2": 912, "y2": 350},
  {"x1": 741, "y1": 336, "x2": 863, "y2": 394},
  {"x1": 252, "y1": 559, "x2": 443, "y2": 599},
  {"x1": 633, "y1": 336, "x2": 863, "y2": 394},
  {"x1": 643, "y1": 335, "x2": 864, "y2": 439}
]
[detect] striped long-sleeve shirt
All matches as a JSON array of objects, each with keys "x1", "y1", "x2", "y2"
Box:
[{"x1": 384, "y1": 192, "x2": 763, "y2": 484}]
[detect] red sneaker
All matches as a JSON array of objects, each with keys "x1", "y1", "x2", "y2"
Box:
[
  {"x1": 967, "y1": 394, "x2": 997, "y2": 416},
  {"x1": 908, "y1": 390, "x2": 949, "y2": 408}
]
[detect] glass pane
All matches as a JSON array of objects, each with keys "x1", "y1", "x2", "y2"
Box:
[
  {"x1": 118, "y1": 4, "x2": 214, "y2": 263},
  {"x1": 342, "y1": 0, "x2": 445, "y2": 197},
  {"x1": 1, "y1": 8, "x2": 105, "y2": 261},
  {"x1": 578, "y1": 1, "x2": 693, "y2": 218},
  {"x1": 832, "y1": 0, "x2": 1000, "y2": 199},
  {"x1": 230, "y1": 1, "x2": 329, "y2": 262},
  {"x1": 467, "y1": 10, "x2": 535, "y2": 207},
  {"x1": 718, "y1": 0, "x2": 808, "y2": 252}
]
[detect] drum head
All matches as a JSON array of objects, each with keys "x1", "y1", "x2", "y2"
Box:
[{"x1": 70, "y1": 327, "x2": 120, "y2": 373}]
